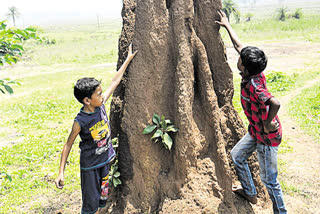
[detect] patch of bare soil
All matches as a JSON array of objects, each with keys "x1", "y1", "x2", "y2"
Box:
[{"x1": 20, "y1": 191, "x2": 81, "y2": 214}]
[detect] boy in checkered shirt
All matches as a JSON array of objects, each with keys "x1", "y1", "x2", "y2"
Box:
[{"x1": 216, "y1": 10, "x2": 287, "y2": 214}]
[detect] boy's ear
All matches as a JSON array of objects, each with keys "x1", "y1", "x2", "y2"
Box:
[{"x1": 83, "y1": 97, "x2": 90, "y2": 105}]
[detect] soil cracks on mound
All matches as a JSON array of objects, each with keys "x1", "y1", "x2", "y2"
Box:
[{"x1": 278, "y1": 78, "x2": 320, "y2": 213}]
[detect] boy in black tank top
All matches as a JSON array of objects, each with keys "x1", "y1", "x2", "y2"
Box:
[{"x1": 55, "y1": 44, "x2": 137, "y2": 214}]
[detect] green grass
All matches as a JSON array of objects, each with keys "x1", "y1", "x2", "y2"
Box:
[
  {"x1": 288, "y1": 83, "x2": 320, "y2": 142},
  {"x1": 0, "y1": 66, "x2": 115, "y2": 213},
  {"x1": 23, "y1": 21, "x2": 121, "y2": 66},
  {"x1": 221, "y1": 14, "x2": 320, "y2": 43},
  {"x1": 0, "y1": 20, "x2": 121, "y2": 213}
]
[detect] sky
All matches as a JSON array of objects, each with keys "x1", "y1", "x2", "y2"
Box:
[{"x1": 0, "y1": 0, "x2": 122, "y2": 27}]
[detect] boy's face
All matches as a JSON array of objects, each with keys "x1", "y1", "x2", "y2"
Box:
[
  {"x1": 237, "y1": 57, "x2": 249, "y2": 79},
  {"x1": 88, "y1": 85, "x2": 104, "y2": 107}
]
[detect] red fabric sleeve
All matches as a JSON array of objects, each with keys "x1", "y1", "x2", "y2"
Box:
[{"x1": 251, "y1": 78, "x2": 273, "y2": 105}]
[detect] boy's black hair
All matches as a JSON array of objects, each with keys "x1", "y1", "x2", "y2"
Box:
[
  {"x1": 74, "y1": 77, "x2": 101, "y2": 104},
  {"x1": 240, "y1": 46, "x2": 268, "y2": 76}
]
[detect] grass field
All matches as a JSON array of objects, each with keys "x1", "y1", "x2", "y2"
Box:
[
  {"x1": 0, "y1": 20, "x2": 119, "y2": 213},
  {"x1": 0, "y1": 5, "x2": 320, "y2": 213}
]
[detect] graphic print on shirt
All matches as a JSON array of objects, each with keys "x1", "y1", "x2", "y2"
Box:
[{"x1": 89, "y1": 119, "x2": 110, "y2": 155}]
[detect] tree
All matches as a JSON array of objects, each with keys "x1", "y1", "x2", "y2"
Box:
[
  {"x1": 108, "y1": 0, "x2": 270, "y2": 213},
  {"x1": 222, "y1": 0, "x2": 240, "y2": 22},
  {"x1": 6, "y1": 6, "x2": 20, "y2": 27},
  {"x1": 0, "y1": 21, "x2": 40, "y2": 94},
  {"x1": 245, "y1": 12, "x2": 254, "y2": 22},
  {"x1": 276, "y1": 6, "x2": 289, "y2": 21}
]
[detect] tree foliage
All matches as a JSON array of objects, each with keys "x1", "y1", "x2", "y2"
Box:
[
  {"x1": 276, "y1": 7, "x2": 289, "y2": 21},
  {"x1": 245, "y1": 12, "x2": 254, "y2": 22},
  {"x1": 222, "y1": 0, "x2": 241, "y2": 22},
  {"x1": 0, "y1": 20, "x2": 41, "y2": 94}
]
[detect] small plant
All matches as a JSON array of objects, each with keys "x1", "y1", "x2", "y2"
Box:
[
  {"x1": 109, "y1": 160, "x2": 121, "y2": 187},
  {"x1": 142, "y1": 113, "x2": 178, "y2": 150},
  {"x1": 42, "y1": 37, "x2": 56, "y2": 45},
  {"x1": 108, "y1": 137, "x2": 121, "y2": 188}
]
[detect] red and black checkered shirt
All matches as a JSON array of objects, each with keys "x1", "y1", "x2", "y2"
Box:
[{"x1": 240, "y1": 73, "x2": 282, "y2": 146}]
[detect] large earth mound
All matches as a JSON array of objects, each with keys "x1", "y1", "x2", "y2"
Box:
[{"x1": 109, "y1": 0, "x2": 271, "y2": 213}]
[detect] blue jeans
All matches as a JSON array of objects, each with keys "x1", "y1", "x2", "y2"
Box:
[{"x1": 231, "y1": 133, "x2": 287, "y2": 214}]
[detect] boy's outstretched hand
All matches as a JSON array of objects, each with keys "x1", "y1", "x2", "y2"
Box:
[
  {"x1": 126, "y1": 43, "x2": 138, "y2": 62},
  {"x1": 215, "y1": 10, "x2": 230, "y2": 28}
]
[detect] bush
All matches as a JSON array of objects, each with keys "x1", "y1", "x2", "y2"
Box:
[{"x1": 293, "y1": 8, "x2": 303, "y2": 19}]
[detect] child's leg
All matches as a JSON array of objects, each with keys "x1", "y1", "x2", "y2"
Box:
[
  {"x1": 98, "y1": 164, "x2": 111, "y2": 211},
  {"x1": 256, "y1": 144, "x2": 287, "y2": 214},
  {"x1": 80, "y1": 168, "x2": 104, "y2": 214},
  {"x1": 231, "y1": 133, "x2": 257, "y2": 197}
]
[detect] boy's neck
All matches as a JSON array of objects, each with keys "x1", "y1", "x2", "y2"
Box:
[{"x1": 82, "y1": 105, "x2": 97, "y2": 113}]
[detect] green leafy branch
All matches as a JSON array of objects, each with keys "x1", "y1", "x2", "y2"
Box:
[
  {"x1": 0, "y1": 20, "x2": 42, "y2": 94},
  {"x1": 108, "y1": 137, "x2": 122, "y2": 188},
  {"x1": 0, "y1": 21, "x2": 41, "y2": 66},
  {"x1": 0, "y1": 78, "x2": 20, "y2": 94},
  {"x1": 142, "y1": 113, "x2": 178, "y2": 150}
]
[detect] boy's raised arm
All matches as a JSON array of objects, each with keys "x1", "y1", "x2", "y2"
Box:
[
  {"x1": 55, "y1": 121, "x2": 80, "y2": 189},
  {"x1": 103, "y1": 44, "x2": 137, "y2": 102},
  {"x1": 215, "y1": 10, "x2": 244, "y2": 54}
]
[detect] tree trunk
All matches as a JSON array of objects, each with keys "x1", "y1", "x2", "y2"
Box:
[{"x1": 109, "y1": 0, "x2": 271, "y2": 213}]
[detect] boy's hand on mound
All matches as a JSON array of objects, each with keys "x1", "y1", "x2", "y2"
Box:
[{"x1": 215, "y1": 10, "x2": 230, "y2": 28}]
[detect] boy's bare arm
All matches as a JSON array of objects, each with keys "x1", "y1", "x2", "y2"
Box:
[
  {"x1": 103, "y1": 44, "x2": 137, "y2": 102},
  {"x1": 55, "y1": 121, "x2": 80, "y2": 189},
  {"x1": 215, "y1": 10, "x2": 244, "y2": 54},
  {"x1": 264, "y1": 97, "x2": 280, "y2": 133}
]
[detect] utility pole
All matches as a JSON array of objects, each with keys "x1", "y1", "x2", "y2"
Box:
[{"x1": 97, "y1": 14, "x2": 100, "y2": 29}]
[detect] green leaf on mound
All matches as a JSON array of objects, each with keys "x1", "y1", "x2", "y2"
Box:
[
  {"x1": 166, "y1": 125, "x2": 178, "y2": 133},
  {"x1": 142, "y1": 124, "x2": 157, "y2": 134},
  {"x1": 152, "y1": 113, "x2": 160, "y2": 126},
  {"x1": 163, "y1": 133, "x2": 173, "y2": 150},
  {"x1": 151, "y1": 129, "x2": 162, "y2": 140}
]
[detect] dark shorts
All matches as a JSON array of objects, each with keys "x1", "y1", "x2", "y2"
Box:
[{"x1": 81, "y1": 164, "x2": 110, "y2": 214}]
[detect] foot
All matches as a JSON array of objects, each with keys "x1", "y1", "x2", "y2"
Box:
[{"x1": 232, "y1": 186, "x2": 257, "y2": 204}]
